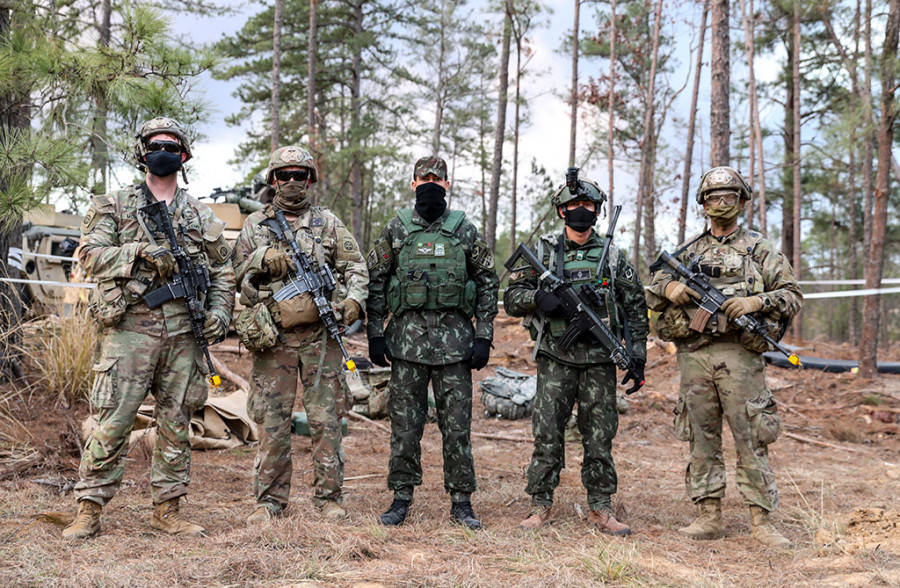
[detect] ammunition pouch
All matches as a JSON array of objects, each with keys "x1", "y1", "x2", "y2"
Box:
[
  {"x1": 277, "y1": 291, "x2": 320, "y2": 329},
  {"x1": 235, "y1": 302, "x2": 278, "y2": 351},
  {"x1": 656, "y1": 305, "x2": 693, "y2": 341},
  {"x1": 88, "y1": 280, "x2": 127, "y2": 328}
]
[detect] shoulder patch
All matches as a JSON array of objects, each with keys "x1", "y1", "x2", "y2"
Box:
[{"x1": 471, "y1": 240, "x2": 495, "y2": 270}]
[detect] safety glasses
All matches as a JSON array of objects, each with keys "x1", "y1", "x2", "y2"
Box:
[{"x1": 146, "y1": 140, "x2": 183, "y2": 154}]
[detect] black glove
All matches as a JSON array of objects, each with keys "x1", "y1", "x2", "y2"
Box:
[
  {"x1": 464, "y1": 338, "x2": 492, "y2": 370},
  {"x1": 534, "y1": 290, "x2": 563, "y2": 316},
  {"x1": 621, "y1": 358, "x2": 646, "y2": 395},
  {"x1": 368, "y1": 336, "x2": 393, "y2": 367}
]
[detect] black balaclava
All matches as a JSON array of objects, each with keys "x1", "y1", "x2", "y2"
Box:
[
  {"x1": 563, "y1": 206, "x2": 597, "y2": 233},
  {"x1": 415, "y1": 182, "x2": 447, "y2": 223},
  {"x1": 144, "y1": 151, "x2": 183, "y2": 177}
]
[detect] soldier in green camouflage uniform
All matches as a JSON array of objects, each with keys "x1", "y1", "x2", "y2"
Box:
[
  {"x1": 645, "y1": 166, "x2": 802, "y2": 547},
  {"x1": 505, "y1": 172, "x2": 647, "y2": 534},
  {"x1": 63, "y1": 117, "x2": 236, "y2": 539},
  {"x1": 235, "y1": 146, "x2": 368, "y2": 523},
  {"x1": 366, "y1": 156, "x2": 499, "y2": 529}
]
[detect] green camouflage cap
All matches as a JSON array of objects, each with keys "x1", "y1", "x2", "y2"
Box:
[{"x1": 413, "y1": 156, "x2": 448, "y2": 180}]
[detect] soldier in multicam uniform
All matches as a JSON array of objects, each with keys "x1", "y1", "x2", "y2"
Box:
[
  {"x1": 366, "y1": 157, "x2": 499, "y2": 529},
  {"x1": 63, "y1": 117, "x2": 236, "y2": 539},
  {"x1": 504, "y1": 174, "x2": 647, "y2": 534},
  {"x1": 645, "y1": 166, "x2": 802, "y2": 547},
  {"x1": 235, "y1": 146, "x2": 368, "y2": 523}
]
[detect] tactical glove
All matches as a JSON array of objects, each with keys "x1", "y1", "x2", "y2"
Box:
[
  {"x1": 534, "y1": 290, "x2": 563, "y2": 316},
  {"x1": 335, "y1": 299, "x2": 362, "y2": 324},
  {"x1": 721, "y1": 295, "x2": 763, "y2": 320},
  {"x1": 621, "y1": 358, "x2": 646, "y2": 395},
  {"x1": 263, "y1": 248, "x2": 294, "y2": 280},
  {"x1": 664, "y1": 281, "x2": 700, "y2": 307},
  {"x1": 464, "y1": 338, "x2": 492, "y2": 371},
  {"x1": 203, "y1": 313, "x2": 228, "y2": 344},
  {"x1": 368, "y1": 336, "x2": 393, "y2": 367},
  {"x1": 139, "y1": 245, "x2": 177, "y2": 280}
]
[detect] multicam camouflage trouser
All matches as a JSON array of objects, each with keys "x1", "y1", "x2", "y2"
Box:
[
  {"x1": 526, "y1": 356, "x2": 618, "y2": 512},
  {"x1": 247, "y1": 335, "x2": 347, "y2": 512},
  {"x1": 387, "y1": 358, "x2": 475, "y2": 501},
  {"x1": 75, "y1": 329, "x2": 208, "y2": 506},
  {"x1": 674, "y1": 341, "x2": 780, "y2": 511}
]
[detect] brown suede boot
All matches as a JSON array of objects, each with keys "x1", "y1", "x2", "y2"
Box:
[
  {"x1": 247, "y1": 505, "x2": 276, "y2": 525},
  {"x1": 678, "y1": 498, "x2": 724, "y2": 540},
  {"x1": 320, "y1": 500, "x2": 347, "y2": 521},
  {"x1": 151, "y1": 497, "x2": 205, "y2": 536},
  {"x1": 588, "y1": 510, "x2": 632, "y2": 536},
  {"x1": 519, "y1": 505, "x2": 552, "y2": 529},
  {"x1": 62, "y1": 500, "x2": 102, "y2": 539},
  {"x1": 749, "y1": 505, "x2": 791, "y2": 547}
]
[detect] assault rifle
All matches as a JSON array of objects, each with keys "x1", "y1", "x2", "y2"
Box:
[
  {"x1": 261, "y1": 210, "x2": 357, "y2": 373},
  {"x1": 140, "y1": 201, "x2": 222, "y2": 387},
  {"x1": 649, "y1": 250, "x2": 802, "y2": 367},
  {"x1": 504, "y1": 206, "x2": 638, "y2": 378}
]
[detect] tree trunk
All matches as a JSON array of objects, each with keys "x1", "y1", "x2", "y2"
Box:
[
  {"x1": 858, "y1": 0, "x2": 899, "y2": 377},
  {"x1": 781, "y1": 29, "x2": 795, "y2": 261},
  {"x1": 569, "y1": 0, "x2": 579, "y2": 167},
  {"x1": 349, "y1": 0, "x2": 364, "y2": 243},
  {"x1": 511, "y1": 14, "x2": 523, "y2": 256},
  {"x1": 678, "y1": 0, "x2": 708, "y2": 245},
  {"x1": 433, "y1": 0, "x2": 448, "y2": 155},
  {"x1": 633, "y1": 0, "x2": 663, "y2": 267},
  {"x1": 90, "y1": 0, "x2": 112, "y2": 195},
  {"x1": 271, "y1": 0, "x2": 283, "y2": 152},
  {"x1": 307, "y1": 0, "x2": 319, "y2": 204},
  {"x1": 709, "y1": 0, "x2": 730, "y2": 166},
  {"x1": 862, "y1": 0, "x2": 874, "y2": 253},
  {"x1": 791, "y1": 0, "x2": 802, "y2": 340},
  {"x1": 607, "y1": 0, "x2": 616, "y2": 211},
  {"x1": 487, "y1": 2, "x2": 512, "y2": 250},
  {"x1": 739, "y1": 0, "x2": 766, "y2": 234}
]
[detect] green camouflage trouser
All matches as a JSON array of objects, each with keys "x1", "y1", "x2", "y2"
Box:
[
  {"x1": 526, "y1": 356, "x2": 618, "y2": 512},
  {"x1": 75, "y1": 329, "x2": 208, "y2": 506},
  {"x1": 387, "y1": 358, "x2": 475, "y2": 501},
  {"x1": 247, "y1": 335, "x2": 347, "y2": 511},
  {"x1": 674, "y1": 342, "x2": 780, "y2": 511}
]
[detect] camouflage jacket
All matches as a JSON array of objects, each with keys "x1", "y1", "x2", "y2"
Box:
[
  {"x1": 236, "y1": 204, "x2": 369, "y2": 345},
  {"x1": 645, "y1": 226, "x2": 803, "y2": 350},
  {"x1": 79, "y1": 183, "x2": 236, "y2": 335},
  {"x1": 505, "y1": 231, "x2": 648, "y2": 366},
  {"x1": 366, "y1": 208, "x2": 499, "y2": 365}
]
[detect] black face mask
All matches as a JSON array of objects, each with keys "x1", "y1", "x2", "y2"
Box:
[
  {"x1": 563, "y1": 206, "x2": 597, "y2": 233},
  {"x1": 144, "y1": 150, "x2": 183, "y2": 177},
  {"x1": 415, "y1": 182, "x2": 447, "y2": 223}
]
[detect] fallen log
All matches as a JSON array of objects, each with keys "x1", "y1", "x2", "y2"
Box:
[
  {"x1": 783, "y1": 432, "x2": 867, "y2": 454},
  {"x1": 210, "y1": 353, "x2": 249, "y2": 392}
]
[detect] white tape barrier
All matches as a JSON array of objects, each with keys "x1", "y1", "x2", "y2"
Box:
[
  {"x1": 799, "y1": 278, "x2": 900, "y2": 285},
  {"x1": 20, "y1": 251, "x2": 80, "y2": 263},
  {"x1": 803, "y1": 286, "x2": 900, "y2": 299},
  {"x1": 0, "y1": 277, "x2": 96, "y2": 289}
]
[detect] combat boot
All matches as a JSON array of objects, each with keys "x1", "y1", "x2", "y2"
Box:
[
  {"x1": 379, "y1": 498, "x2": 411, "y2": 526},
  {"x1": 450, "y1": 501, "x2": 482, "y2": 530},
  {"x1": 519, "y1": 505, "x2": 552, "y2": 529},
  {"x1": 588, "y1": 510, "x2": 632, "y2": 536},
  {"x1": 320, "y1": 500, "x2": 347, "y2": 521},
  {"x1": 749, "y1": 505, "x2": 791, "y2": 547},
  {"x1": 678, "y1": 497, "x2": 724, "y2": 540},
  {"x1": 62, "y1": 500, "x2": 102, "y2": 539},
  {"x1": 151, "y1": 497, "x2": 205, "y2": 536},
  {"x1": 247, "y1": 504, "x2": 276, "y2": 525}
]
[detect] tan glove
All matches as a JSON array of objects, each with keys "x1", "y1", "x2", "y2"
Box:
[
  {"x1": 721, "y1": 295, "x2": 763, "y2": 320},
  {"x1": 263, "y1": 248, "x2": 294, "y2": 280},
  {"x1": 139, "y1": 244, "x2": 177, "y2": 280},
  {"x1": 335, "y1": 299, "x2": 361, "y2": 324},
  {"x1": 202, "y1": 313, "x2": 227, "y2": 343},
  {"x1": 664, "y1": 281, "x2": 700, "y2": 307}
]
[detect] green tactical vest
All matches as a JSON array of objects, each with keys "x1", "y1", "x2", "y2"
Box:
[
  {"x1": 386, "y1": 209, "x2": 476, "y2": 316},
  {"x1": 530, "y1": 233, "x2": 622, "y2": 340}
]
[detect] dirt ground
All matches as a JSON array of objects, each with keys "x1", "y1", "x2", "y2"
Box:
[{"x1": 1, "y1": 313, "x2": 899, "y2": 587}]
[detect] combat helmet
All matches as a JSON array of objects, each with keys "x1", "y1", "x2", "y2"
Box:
[
  {"x1": 266, "y1": 146, "x2": 319, "y2": 185},
  {"x1": 696, "y1": 166, "x2": 752, "y2": 204},
  {"x1": 133, "y1": 117, "x2": 192, "y2": 171},
  {"x1": 551, "y1": 167, "x2": 607, "y2": 209}
]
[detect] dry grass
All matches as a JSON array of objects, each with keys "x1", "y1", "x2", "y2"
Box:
[{"x1": 17, "y1": 303, "x2": 98, "y2": 408}]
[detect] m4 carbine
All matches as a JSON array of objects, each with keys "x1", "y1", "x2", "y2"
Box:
[
  {"x1": 504, "y1": 206, "x2": 639, "y2": 380},
  {"x1": 649, "y1": 250, "x2": 801, "y2": 367},
  {"x1": 140, "y1": 201, "x2": 222, "y2": 387},
  {"x1": 261, "y1": 210, "x2": 357, "y2": 373}
]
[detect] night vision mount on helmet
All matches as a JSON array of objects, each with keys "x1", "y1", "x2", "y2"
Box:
[
  {"x1": 695, "y1": 166, "x2": 753, "y2": 204},
  {"x1": 551, "y1": 167, "x2": 608, "y2": 209}
]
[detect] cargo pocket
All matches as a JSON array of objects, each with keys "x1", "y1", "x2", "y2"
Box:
[
  {"x1": 673, "y1": 396, "x2": 692, "y2": 442},
  {"x1": 90, "y1": 358, "x2": 119, "y2": 409},
  {"x1": 747, "y1": 394, "x2": 781, "y2": 447},
  {"x1": 185, "y1": 356, "x2": 210, "y2": 410},
  {"x1": 247, "y1": 374, "x2": 267, "y2": 424}
]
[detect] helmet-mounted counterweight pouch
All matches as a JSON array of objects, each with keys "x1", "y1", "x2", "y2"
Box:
[{"x1": 695, "y1": 166, "x2": 753, "y2": 205}]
